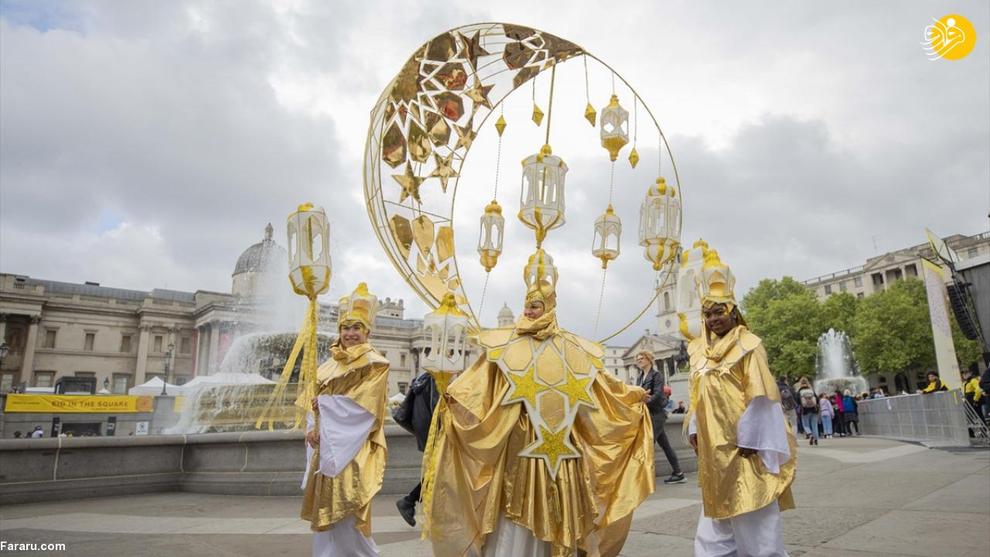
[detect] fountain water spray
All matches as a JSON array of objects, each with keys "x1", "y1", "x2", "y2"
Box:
[{"x1": 814, "y1": 328, "x2": 869, "y2": 396}]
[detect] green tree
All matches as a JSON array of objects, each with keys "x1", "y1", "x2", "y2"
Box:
[
  {"x1": 852, "y1": 279, "x2": 934, "y2": 375},
  {"x1": 741, "y1": 277, "x2": 824, "y2": 380},
  {"x1": 821, "y1": 292, "x2": 859, "y2": 336}
]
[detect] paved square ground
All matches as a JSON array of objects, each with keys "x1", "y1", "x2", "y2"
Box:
[{"x1": 1, "y1": 437, "x2": 987, "y2": 556}]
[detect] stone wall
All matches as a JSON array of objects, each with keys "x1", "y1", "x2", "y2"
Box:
[{"x1": 0, "y1": 417, "x2": 694, "y2": 505}]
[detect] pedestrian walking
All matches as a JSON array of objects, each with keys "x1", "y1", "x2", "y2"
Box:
[
  {"x1": 635, "y1": 351, "x2": 685, "y2": 484},
  {"x1": 796, "y1": 377, "x2": 819, "y2": 446},
  {"x1": 392, "y1": 371, "x2": 439, "y2": 527},
  {"x1": 819, "y1": 394, "x2": 834, "y2": 438},
  {"x1": 842, "y1": 389, "x2": 860, "y2": 436},
  {"x1": 777, "y1": 377, "x2": 799, "y2": 436},
  {"x1": 832, "y1": 391, "x2": 847, "y2": 437}
]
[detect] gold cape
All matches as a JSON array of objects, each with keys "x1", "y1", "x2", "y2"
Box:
[
  {"x1": 300, "y1": 342, "x2": 389, "y2": 535},
  {"x1": 686, "y1": 326, "x2": 796, "y2": 520},
  {"x1": 424, "y1": 327, "x2": 655, "y2": 557}
]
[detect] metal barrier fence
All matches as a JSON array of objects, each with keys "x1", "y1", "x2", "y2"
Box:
[{"x1": 858, "y1": 390, "x2": 975, "y2": 447}]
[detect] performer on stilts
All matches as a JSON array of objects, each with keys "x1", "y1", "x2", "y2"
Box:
[
  {"x1": 302, "y1": 283, "x2": 390, "y2": 557},
  {"x1": 686, "y1": 248, "x2": 797, "y2": 557},
  {"x1": 422, "y1": 249, "x2": 655, "y2": 557}
]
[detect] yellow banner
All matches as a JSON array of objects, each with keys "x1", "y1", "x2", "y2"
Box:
[{"x1": 3, "y1": 394, "x2": 154, "y2": 414}]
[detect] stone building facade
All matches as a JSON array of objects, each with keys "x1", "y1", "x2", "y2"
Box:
[
  {"x1": 0, "y1": 226, "x2": 491, "y2": 398},
  {"x1": 802, "y1": 231, "x2": 990, "y2": 301}
]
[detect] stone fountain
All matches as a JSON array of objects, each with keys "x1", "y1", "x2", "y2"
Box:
[{"x1": 814, "y1": 328, "x2": 869, "y2": 396}]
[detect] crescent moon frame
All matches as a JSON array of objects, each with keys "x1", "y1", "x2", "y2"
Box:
[{"x1": 362, "y1": 22, "x2": 683, "y2": 341}]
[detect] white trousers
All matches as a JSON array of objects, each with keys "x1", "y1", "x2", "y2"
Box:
[
  {"x1": 313, "y1": 515, "x2": 380, "y2": 557},
  {"x1": 694, "y1": 501, "x2": 788, "y2": 557},
  {"x1": 482, "y1": 516, "x2": 550, "y2": 557}
]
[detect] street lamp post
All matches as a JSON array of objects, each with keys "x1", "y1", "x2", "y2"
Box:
[{"x1": 160, "y1": 343, "x2": 175, "y2": 396}]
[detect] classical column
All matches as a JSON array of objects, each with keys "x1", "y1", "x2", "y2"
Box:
[
  {"x1": 208, "y1": 322, "x2": 221, "y2": 375},
  {"x1": 0, "y1": 313, "x2": 8, "y2": 345},
  {"x1": 20, "y1": 316, "x2": 40, "y2": 384},
  {"x1": 135, "y1": 324, "x2": 151, "y2": 385},
  {"x1": 193, "y1": 326, "x2": 204, "y2": 376}
]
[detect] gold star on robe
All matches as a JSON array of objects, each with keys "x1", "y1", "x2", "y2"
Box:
[
  {"x1": 458, "y1": 30, "x2": 490, "y2": 71},
  {"x1": 392, "y1": 162, "x2": 425, "y2": 203},
  {"x1": 521, "y1": 424, "x2": 579, "y2": 477},
  {"x1": 429, "y1": 151, "x2": 458, "y2": 193},
  {"x1": 503, "y1": 366, "x2": 549, "y2": 407},
  {"x1": 556, "y1": 368, "x2": 595, "y2": 408},
  {"x1": 465, "y1": 78, "x2": 494, "y2": 111},
  {"x1": 454, "y1": 118, "x2": 477, "y2": 150}
]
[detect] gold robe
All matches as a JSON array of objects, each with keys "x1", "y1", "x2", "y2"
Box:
[
  {"x1": 301, "y1": 343, "x2": 389, "y2": 535},
  {"x1": 687, "y1": 326, "x2": 796, "y2": 520},
  {"x1": 424, "y1": 327, "x2": 655, "y2": 557}
]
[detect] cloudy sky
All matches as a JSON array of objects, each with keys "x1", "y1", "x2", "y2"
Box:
[{"x1": 1, "y1": 0, "x2": 987, "y2": 344}]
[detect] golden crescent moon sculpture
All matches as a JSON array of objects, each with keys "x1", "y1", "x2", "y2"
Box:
[{"x1": 363, "y1": 22, "x2": 683, "y2": 340}]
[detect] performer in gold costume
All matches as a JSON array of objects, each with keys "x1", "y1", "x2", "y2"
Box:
[
  {"x1": 685, "y1": 249, "x2": 796, "y2": 556},
  {"x1": 301, "y1": 283, "x2": 390, "y2": 557},
  {"x1": 423, "y1": 249, "x2": 655, "y2": 557}
]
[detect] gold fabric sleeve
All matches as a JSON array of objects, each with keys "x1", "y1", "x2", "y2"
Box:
[
  {"x1": 424, "y1": 351, "x2": 654, "y2": 556},
  {"x1": 300, "y1": 353, "x2": 390, "y2": 536}
]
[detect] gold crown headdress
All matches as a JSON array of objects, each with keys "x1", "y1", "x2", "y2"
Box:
[
  {"x1": 699, "y1": 249, "x2": 737, "y2": 308},
  {"x1": 523, "y1": 249, "x2": 558, "y2": 311},
  {"x1": 337, "y1": 282, "x2": 378, "y2": 330}
]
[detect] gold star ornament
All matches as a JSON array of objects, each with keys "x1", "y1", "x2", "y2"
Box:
[
  {"x1": 392, "y1": 162, "x2": 425, "y2": 203},
  {"x1": 521, "y1": 424, "x2": 579, "y2": 478},
  {"x1": 429, "y1": 151, "x2": 458, "y2": 193},
  {"x1": 503, "y1": 366, "x2": 549, "y2": 407},
  {"x1": 556, "y1": 368, "x2": 595, "y2": 409},
  {"x1": 466, "y1": 77, "x2": 494, "y2": 111},
  {"x1": 455, "y1": 118, "x2": 477, "y2": 150}
]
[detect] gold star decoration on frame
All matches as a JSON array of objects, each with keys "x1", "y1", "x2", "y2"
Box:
[
  {"x1": 455, "y1": 118, "x2": 477, "y2": 150},
  {"x1": 429, "y1": 151, "x2": 458, "y2": 193},
  {"x1": 466, "y1": 77, "x2": 495, "y2": 111},
  {"x1": 458, "y1": 30, "x2": 491, "y2": 71},
  {"x1": 392, "y1": 162, "x2": 425, "y2": 203}
]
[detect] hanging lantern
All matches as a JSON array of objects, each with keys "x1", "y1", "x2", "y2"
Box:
[
  {"x1": 600, "y1": 94, "x2": 629, "y2": 162},
  {"x1": 519, "y1": 144, "x2": 568, "y2": 247},
  {"x1": 639, "y1": 177, "x2": 681, "y2": 270},
  {"x1": 287, "y1": 202, "x2": 332, "y2": 298},
  {"x1": 421, "y1": 292, "x2": 470, "y2": 392},
  {"x1": 478, "y1": 200, "x2": 505, "y2": 272},
  {"x1": 591, "y1": 204, "x2": 622, "y2": 268}
]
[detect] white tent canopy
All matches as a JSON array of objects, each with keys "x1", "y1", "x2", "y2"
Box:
[
  {"x1": 180, "y1": 372, "x2": 275, "y2": 391},
  {"x1": 129, "y1": 376, "x2": 183, "y2": 395}
]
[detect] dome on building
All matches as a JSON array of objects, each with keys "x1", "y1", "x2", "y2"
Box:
[
  {"x1": 233, "y1": 223, "x2": 287, "y2": 277},
  {"x1": 497, "y1": 303, "x2": 515, "y2": 327},
  {"x1": 231, "y1": 224, "x2": 288, "y2": 298}
]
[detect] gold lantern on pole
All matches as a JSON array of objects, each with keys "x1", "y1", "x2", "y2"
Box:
[
  {"x1": 256, "y1": 202, "x2": 332, "y2": 430},
  {"x1": 478, "y1": 200, "x2": 505, "y2": 272},
  {"x1": 591, "y1": 204, "x2": 622, "y2": 268},
  {"x1": 421, "y1": 292, "x2": 470, "y2": 394},
  {"x1": 639, "y1": 177, "x2": 681, "y2": 271},
  {"x1": 519, "y1": 145, "x2": 567, "y2": 247}
]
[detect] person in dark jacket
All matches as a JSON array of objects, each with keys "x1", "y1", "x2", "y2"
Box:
[
  {"x1": 634, "y1": 351, "x2": 684, "y2": 484},
  {"x1": 391, "y1": 371, "x2": 439, "y2": 526}
]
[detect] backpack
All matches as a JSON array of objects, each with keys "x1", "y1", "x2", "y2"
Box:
[
  {"x1": 779, "y1": 384, "x2": 796, "y2": 411},
  {"x1": 799, "y1": 388, "x2": 818, "y2": 410}
]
